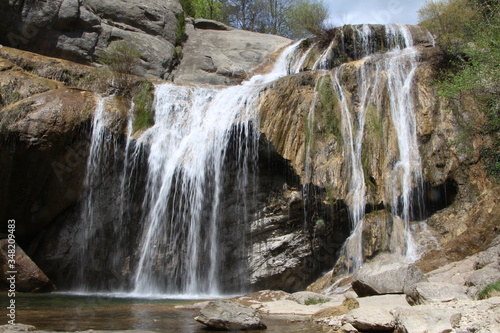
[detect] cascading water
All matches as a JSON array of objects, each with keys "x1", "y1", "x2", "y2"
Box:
[
  {"x1": 71, "y1": 23, "x2": 429, "y2": 295},
  {"x1": 297, "y1": 24, "x2": 424, "y2": 270},
  {"x1": 131, "y1": 42, "x2": 301, "y2": 296}
]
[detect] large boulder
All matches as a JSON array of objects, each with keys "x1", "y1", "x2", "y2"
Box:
[
  {"x1": 0, "y1": 0, "x2": 182, "y2": 79},
  {"x1": 405, "y1": 282, "x2": 470, "y2": 305},
  {"x1": 0, "y1": 239, "x2": 55, "y2": 292},
  {"x1": 172, "y1": 18, "x2": 291, "y2": 85},
  {"x1": 352, "y1": 254, "x2": 428, "y2": 297},
  {"x1": 194, "y1": 300, "x2": 267, "y2": 330}
]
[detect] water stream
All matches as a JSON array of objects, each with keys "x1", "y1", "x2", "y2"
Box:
[{"x1": 74, "y1": 24, "x2": 426, "y2": 295}]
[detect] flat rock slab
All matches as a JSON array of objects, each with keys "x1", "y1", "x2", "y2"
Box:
[
  {"x1": 195, "y1": 300, "x2": 267, "y2": 330},
  {"x1": 344, "y1": 307, "x2": 395, "y2": 331},
  {"x1": 406, "y1": 282, "x2": 470, "y2": 305}
]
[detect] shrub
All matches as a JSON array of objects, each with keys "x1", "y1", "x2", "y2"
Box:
[
  {"x1": 97, "y1": 40, "x2": 142, "y2": 94},
  {"x1": 477, "y1": 280, "x2": 500, "y2": 299}
]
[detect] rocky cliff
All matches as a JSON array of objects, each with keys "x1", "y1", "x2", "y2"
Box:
[{"x1": 0, "y1": 18, "x2": 498, "y2": 294}]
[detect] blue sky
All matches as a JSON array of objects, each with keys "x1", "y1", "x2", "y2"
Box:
[{"x1": 326, "y1": 0, "x2": 427, "y2": 26}]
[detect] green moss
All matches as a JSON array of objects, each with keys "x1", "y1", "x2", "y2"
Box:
[
  {"x1": 0, "y1": 100, "x2": 34, "y2": 132},
  {"x1": 132, "y1": 82, "x2": 155, "y2": 133},
  {"x1": 0, "y1": 80, "x2": 22, "y2": 107},
  {"x1": 304, "y1": 297, "x2": 329, "y2": 305},
  {"x1": 477, "y1": 280, "x2": 500, "y2": 300},
  {"x1": 315, "y1": 75, "x2": 342, "y2": 144}
]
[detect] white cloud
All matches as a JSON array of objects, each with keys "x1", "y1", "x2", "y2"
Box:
[{"x1": 326, "y1": 0, "x2": 427, "y2": 26}]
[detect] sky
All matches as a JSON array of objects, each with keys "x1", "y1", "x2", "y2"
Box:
[{"x1": 326, "y1": 0, "x2": 428, "y2": 26}]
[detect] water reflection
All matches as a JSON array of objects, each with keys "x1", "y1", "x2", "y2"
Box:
[{"x1": 2, "y1": 293, "x2": 325, "y2": 333}]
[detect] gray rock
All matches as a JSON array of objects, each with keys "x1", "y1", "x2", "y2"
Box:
[
  {"x1": 352, "y1": 254, "x2": 428, "y2": 297},
  {"x1": 194, "y1": 300, "x2": 267, "y2": 330},
  {"x1": 392, "y1": 306, "x2": 461, "y2": 333},
  {"x1": 173, "y1": 18, "x2": 291, "y2": 85},
  {"x1": 406, "y1": 282, "x2": 470, "y2": 305},
  {"x1": 340, "y1": 323, "x2": 359, "y2": 332},
  {"x1": 343, "y1": 307, "x2": 395, "y2": 331},
  {"x1": 287, "y1": 291, "x2": 331, "y2": 305},
  {"x1": 0, "y1": 0, "x2": 182, "y2": 79},
  {"x1": 466, "y1": 263, "x2": 500, "y2": 292}
]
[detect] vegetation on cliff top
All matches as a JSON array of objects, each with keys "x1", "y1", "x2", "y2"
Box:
[
  {"x1": 179, "y1": 0, "x2": 329, "y2": 39},
  {"x1": 418, "y1": 0, "x2": 499, "y2": 182}
]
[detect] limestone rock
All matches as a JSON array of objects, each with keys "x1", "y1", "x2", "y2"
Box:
[
  {"x1": 392, "y1": 306, "x2": 461, "y2": 333},
  {"x1": 0, "y1": 239, "x2": 55, "y2": 292},
  {"x1": 352, "y1": 254, "x2": 428, "y2": 297},
  {"x1": 194, "y1": 300, "x2": 267, "y2": 330},
  {"x1": 287, "y1": 291, "x2": 331, "y2": 305},
  {"x1": 405, "y1": 282, "x2": 470, "y2": 305},
  {"x1": 173, "y1": 18, "x2": 291, "y2": 85},
  {"x1": 343, "y1": 307, "x2": 395, "y2": 331}
]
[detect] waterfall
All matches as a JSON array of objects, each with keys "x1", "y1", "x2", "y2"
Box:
[
  {"x1": 321, "y1": 24, "x2": 423, "y2": 270},
  {"x1": 131, "y1": 42, "x2": 301, "y2": 296},
  {"x1": 76, "y1": 96, "x2": 112, "y2": 291}
]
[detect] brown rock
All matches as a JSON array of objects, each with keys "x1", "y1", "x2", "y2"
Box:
[{"x1": 0, "y1": 239, "x2": 55, "y2": 292}]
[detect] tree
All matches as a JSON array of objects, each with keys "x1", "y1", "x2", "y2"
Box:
[
  {"x1": 286, "y1": 0, "x2": 329, "y2": 38},
  {"x1": 417, "y1": 0, "x2": 478, "y2": 48},
  {"x1": 221, "y1": 0, "x2": 328, "y2": 39}
]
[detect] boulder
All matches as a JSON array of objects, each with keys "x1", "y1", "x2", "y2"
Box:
[
  {"x1": 343, "y1": 307, "x2": 395, "y2": 331},
  {"x1": 0, "y1": 239, "x2": 55, "y2": 292},
  {"x1": 352, "y1": 254, "x2": 428, "y2": 297},
  {"x1": 405, "y1": 282, "x2": 470, "y2": 305},
  {"x1": 172, "y1": 18, "x2": 291, "y2": 85},
  {"x1": 287, "y1": 291, "x2": 331, "y2": 305},
  {"x1": 392, "y1": 306, "x2": 460, "y2": 333},
  {"x1": 195, "y1": 300, "x2": 267, "y2": 330}
]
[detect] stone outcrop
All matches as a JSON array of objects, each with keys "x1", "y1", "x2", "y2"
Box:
[
  {"x1": 351, "y1": 254, "x2": 427, "y2": 297},
  {"x1": 0, "y1": 0, "x2": 182, "y2": 79},
  {"x1": 0, "y1": 239, "x2": 55, "y2": 292},
  {"x1": 405, "y1": 282, "x2": 470, "y2": 305},
  {"x1": 172, "y1": 18, "x2": 291, "y2": 85},
  {"x1": 195, "y1": 300, "x2": 267, "y2": 330}
]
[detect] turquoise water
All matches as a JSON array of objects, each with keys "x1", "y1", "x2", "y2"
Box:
[{"x1": 1, "y1": 293, "x2": 325, "y2": 332}]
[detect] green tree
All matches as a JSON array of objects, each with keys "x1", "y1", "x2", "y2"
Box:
[
  {"x1": 193, "y1": 0, "x2": 226, "y2": 21},
  {"x1": 286, "y1": 0, "x2": 329, "y2": 38}
]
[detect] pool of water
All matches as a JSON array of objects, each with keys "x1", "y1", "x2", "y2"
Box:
[{"x1": 1, "y1": 293, "x2": 326, "y2": 332}]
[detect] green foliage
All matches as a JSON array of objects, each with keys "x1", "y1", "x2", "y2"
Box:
[
  {"x1": 418, "y1": 0, "x2": 479, "y2": 49},
  {"x1": 132, "y1": 82, "x2": 155, "y2": 133},
  {"x1": 286, "y1": 0, "x2": 329, "y2": 38},
  {"x1": 97, "y1": 40, "x2": 142, "y2": 94},
  {"x1": 316, "y1": 75, "x2": 342, "y2": 143},
  {"x1": 477, "y1": 280, "x2": 500, "y2": 299},
  {"x1": 304, "y1": 297, "x2": 328, "y2": 305},
  {"x1": 194, "y1": 0, "x2": 225, "y2": 21},
  {"x1": 175, "y1": 13, "x2": 188, "y2": 47},
  {"x1": 419, "y1": 0, "x2": 499, "y2": 182},
  {"x1": 179, "y1": 0, "x2": 196, "y2": 17}
]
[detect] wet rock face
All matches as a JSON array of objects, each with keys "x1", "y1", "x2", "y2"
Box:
[{"x1": 0, "y1": 0, "x2": 182, "y2": 79}]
